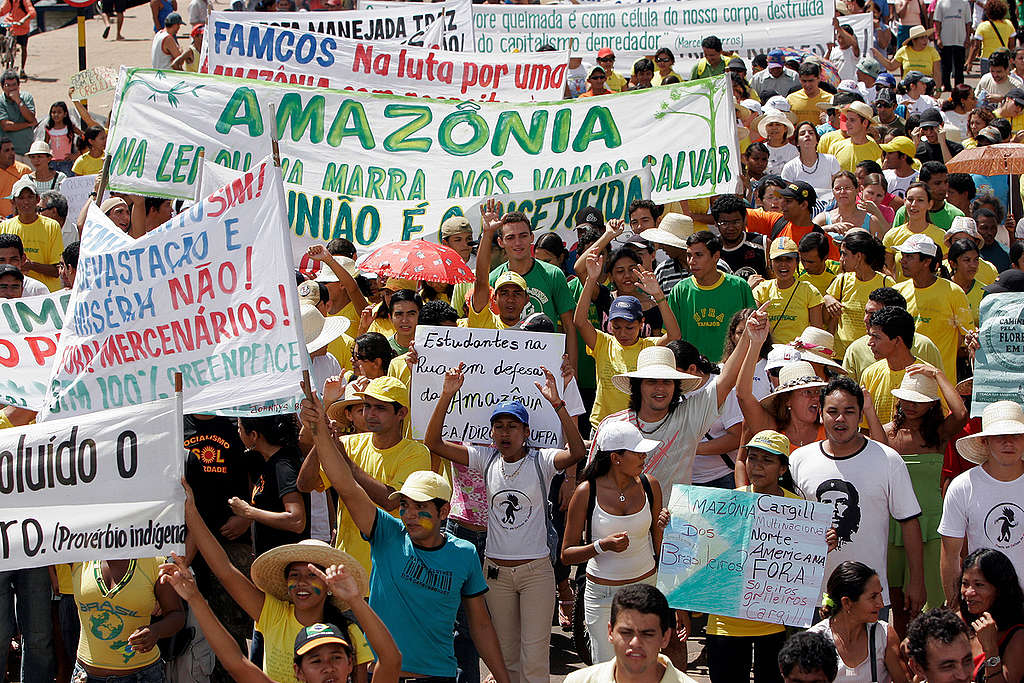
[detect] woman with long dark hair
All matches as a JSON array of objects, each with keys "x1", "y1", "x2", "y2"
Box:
[
  {"x1": 43, "y1": 101, "x2": 81, "y2": 176},
  {"x1": 958, "y1": 548, "x2": 1024, "y2": 683},
  {"x1": 809, "y1": 561, "x2": 909, "y2": 682},
  {"x1": 883, "y1": 365, "x2": 967, "y2": 635},
  {"x1": 823, "y1": 230, "x2": 892, "y2": 356},
  {"x1": 947, "y1": 238, "x2": 984, "y2": 326},
  {"x1": 561, "y1": 421, "x2": 665, "y2": 664}
]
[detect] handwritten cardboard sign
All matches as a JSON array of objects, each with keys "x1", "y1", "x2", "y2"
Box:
[
  {"x1": 410, "y1": 325, "x2": 565, "y2": 447},
  {"x1": 657, "y1": 485, "x2": 831, "y2": 627},
  {"x1": 69, "y1": 67, "x2": 118, "y2": 101}
]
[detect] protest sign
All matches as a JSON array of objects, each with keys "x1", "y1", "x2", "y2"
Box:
[
  {"x1": 0, "y1": 291, "x2": 71, "y2": 411},
  {"x1": 410, "y1": 325, "x2": 566, "y2": 447},
  {"x1": 464, "y1": 167, "x2": 652, "y2": 251},
  {"x1": 843, "y1": 13, "x2": 873, "y2": 60},
  {"x1": 972, "y1": 292, "x2": 1024, "y2": 416},
  {"x1": 42, "y1": 157, "x2": 309, "y2": 420},
  {"x1": 206, "y1": 18, "x2": 568, "y2": 102},
  {"x1": 0, "y1": 397, "x2": 185, "y2": 571},
  {"x1": 69, "y1": 66, "x2": 119, "y2": 101},
  {"x1": 657, "y1": 485, "x2": 830, "y2": 627},
  {"x1": 468, "y1": 0, "x2": 832, "y2": 63},
  {"x1": 106, "y1": 68, "x2": 737, "y2": 204},
  {"x1": 60, "y1": 175, "x2": 109, "y2": 234},
  {"x1": 222, "y1": 0, "x2": 474, "y2": 52}
]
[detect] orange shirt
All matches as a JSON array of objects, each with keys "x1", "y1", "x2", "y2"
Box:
[
  {"x1": 0, "y1": 161, "x2": 30, "y2": 217},
  {"x1": 745, "y1": 208, "x2": 840, "y2": 259}
]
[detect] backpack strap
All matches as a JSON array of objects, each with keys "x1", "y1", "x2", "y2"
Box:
[
  {"x1": 770, "y1": 215, "x2": 789, "y2": 240},
  {"x1": 584, "y1": 480, "x2": 598, "y2": 545},
  {"x1": 869, "y1": 623, "x2": 878, "y2": 683}
]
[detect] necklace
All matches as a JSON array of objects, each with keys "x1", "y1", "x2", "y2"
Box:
[
  {"x1": 636, "y1": 412, "x2": 669, "y2": 435},
  {"x1": 800, "y1": 155, "x2": 820, "y2": 174},
  {"x1": 500, "y1": 455, "x2": 528, "y2": 479}
]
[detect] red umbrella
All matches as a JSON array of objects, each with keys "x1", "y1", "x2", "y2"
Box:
[{"x1": 357, "y1": 240, "x2": 474, "y2": 285}]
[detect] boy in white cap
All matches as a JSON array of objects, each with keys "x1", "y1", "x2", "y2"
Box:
[
  {"x1": 893, "y1": 234, "x2": 974, "y2": 377},
  {"x1": 939, "y1": 400, "x2": 1024, "y2": 598},
  {"x1": 25, "y1": 140, "x2": 65, "y2": 194}
]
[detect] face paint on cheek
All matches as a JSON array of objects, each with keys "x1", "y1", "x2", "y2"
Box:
[
  {"x1": 287, "y1": 582, "x2": 298, "y2": 594},
  {"x1": 417, "y1": 510, "x2": 434, "y2": 531},
  {"x1": 310, "y1": 585, "x2": 322, "y2": 596}
]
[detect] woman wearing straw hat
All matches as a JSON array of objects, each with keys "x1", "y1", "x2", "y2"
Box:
[
  {"x1": 881, "y1": 365, "x2": 967, "y2": 634},
  {"x1": 939, "y1": 400, "x2": 1024, "y2": 605},
  {"x1": 184, "y1": 483, "x2": 374, "y2": 683},
  {"x1": 873, "y1": 25, "x2": 942, "y2": 83},
  {"x1": 160, "y1": 553, "x2": 401, "y2": 683},
  {"x1": 758, "y1": 112, "x2": 798, "y2": 176}
]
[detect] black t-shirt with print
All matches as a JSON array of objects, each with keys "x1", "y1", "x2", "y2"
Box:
[
  {"x1": 251, "y1": 445, "x2": 311, "y2": 554},
  {"x1": 184, "y1": 414, "x2": 251, "y2": 544}
]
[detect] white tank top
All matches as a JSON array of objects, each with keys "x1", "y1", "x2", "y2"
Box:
[
  {"x1": 808, "y1": 619, "x2": 892, "y2": 683},
  {"x1": 586, "y1": 497, "x2": 655, "y2": 581},
  {"x1": 152, "y1": 30, "x2": 174, "y2": 69}
]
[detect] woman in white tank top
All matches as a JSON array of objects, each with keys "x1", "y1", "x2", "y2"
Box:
[
  {"x1": 808, "y1": 561, "x2": 910, "y2": 683},
  {"x1": 562, "y1": 421, "x2": 667, "y2": 664}
]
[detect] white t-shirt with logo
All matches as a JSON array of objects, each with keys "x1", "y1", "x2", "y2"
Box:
[
  {"x1": 467, "y1": 445, "x2": 561, "y2": 561},
  {"x1": 790, "y1": 437, "x2": 921, "y2": 603},
  {"x1": 938, "y1": 467, "x2": 1024, "y2": 592},
  {"x1": 690, "y1": 388, "x2": 743, "y2": 484}
]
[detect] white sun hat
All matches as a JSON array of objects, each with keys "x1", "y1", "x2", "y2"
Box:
[
  {"x1": 595, "y1": 421, "x2": 661, "y2": 453},
  {"x1": 956, "y1": 401, "x2": 1024, "y2": 464},
  {"x1": 300, "y1": 303, "x2": 350, "y2": 353},
  {"x1": 759, "y1": 361, "x2": 828, "y2": 413},
  {"x1": 890, "y1": 372, "x2": 940, "y2": 404},
  {"x1": 641, "y1": 213, "x2": 694, "y2": 250},
  {"x1": 611, "y1": 346, "x2": 703, "y2": 394},
  {"x1": 776, "y1": 327, "x2": 845, "y2": 372}
]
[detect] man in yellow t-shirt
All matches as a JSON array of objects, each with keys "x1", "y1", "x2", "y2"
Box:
[
  {"x1": 465, "y1": 271, "x2": 528, "y2": 331},
  {"x1": 787, "y1": 62, "x2": 833, "y2": 124},
  {"x1": 0, "y1": 177, "x2": 61, "y2": 290},
  {"x1": 861, "y1": 305, "x2": 927, "y2": 423},
  {"x1": 828, "y1": 102, "x2": 884, "y2": 172},
  {"x1": 882, "y1": 221, "x2": 947, "y2": 280},
  {"x1": 296, "y1": 377, "x2": 434, "y2": 577},
  {"x1": 893, "y1": 235, "x2": 974, "y2": 378},
  {"x1": 797, "y1": 232, "x2": 841, "y2": 295}
]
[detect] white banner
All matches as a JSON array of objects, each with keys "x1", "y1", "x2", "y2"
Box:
[
  {"x1": 225, "y1": 0, "x2": 474, "y2": 52},
  {"x1": 206, "y1": 17, "x2": 568, "y2": 102},
  {"x1": 468, "y1": 0, "x2": 833, "y2": 62},
  {"x1": 410, "y1": 326, "x2": 567, "y2": 447},
  {"x1": 60, "y1": 175, "x2": 109, "y2": 235},
  {"x1": 0, "y1": 397, "x2": 185, "y2": 571},
  {"x1": 106, "y1": 69, "x2": 737, "y2": 204},
  {"x1": 0, "y1": 291, "x2": 69, "y2": 411},
  {"x1": 843, "y1": 13, "x2": 874, "y2": 64},
  {"x1": 42, "y1": 157, "x2": 309, "y2": 420}
]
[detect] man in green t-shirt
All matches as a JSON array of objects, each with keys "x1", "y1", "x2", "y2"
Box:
[
  {"x1": 892, "y1": 161, "x2": 964, "y2": 230},
  {"x1": 482, "y1": 200, "x2": 578, "y2": 372},
  {"x1": 667, "y1": 231, "x2": 755, "y2": 360}
]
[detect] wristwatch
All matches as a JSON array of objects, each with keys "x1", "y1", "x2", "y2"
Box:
[{"x1": 986, "y1": 655, "x2": 1002, "y2": 669}]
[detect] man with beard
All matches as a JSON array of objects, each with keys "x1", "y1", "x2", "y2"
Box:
[{"x1": 789, "y1": 376, "x2": 926, "y2": 618}]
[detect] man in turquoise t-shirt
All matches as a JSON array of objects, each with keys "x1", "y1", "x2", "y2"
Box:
[
  {"x1": 483, "y1": 203, "x2": 578, "y2": 371},
  {"x1": 892, "y1": 161, "x2": 964, "y2": 230},
  {"x1": 667, "y1": 230, "x2": 755, "y2": 360}
]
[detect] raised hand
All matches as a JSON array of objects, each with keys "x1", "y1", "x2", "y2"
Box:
[
  {"x1": 535, "y1": 365, "x2": 562, "y2": 406},
  {"x1": 584, "y1": 252, "x2": 604, "y2": 283},
  {"x1": 159, "y1": 554, "x2": 200, "y2": 602},
  {"x1": 442, "y1": 363, "x2": 466, "y2": 396},
  {"x1": 634, "y1": 266, "x2": 663, "y2": 298},
  {"x1": 308, "y1": 563, "x2": 362, "y2": 604},
  {"x1": 605, "y1": 218, "x2": 627, "y2": 238},
  {"x1": 480, "y1": 198, "x2": 503, "y2": 235},
  {"x1": 306, "y1": 244, "x2": 334, "y2": 263},
  {"x1": 746, "y1": 301, "x2": 772, "y2": 343}
]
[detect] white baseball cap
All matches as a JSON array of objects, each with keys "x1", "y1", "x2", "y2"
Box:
[
  {"x1": 894, "y1": 234, "x2": 939, "y2": 257},
  {"x1": 595, "y1": 421, "x2": 661, "y2": 453}
]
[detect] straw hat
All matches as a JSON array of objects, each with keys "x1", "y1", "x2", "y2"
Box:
[
  {"x1": 944, "y1": 216, "x2": 981, "y2": 246},
  {"x1": 313, "y1": 256, "x2": 358, "y2": 284},
  {"x1": 956, "y1": 401, "x2": 1024, "y2": 464},
  {"x1": 757, "y1": 112, "x2": 795, "y2": 139},
  {"x1": 326, "y1": 382, "x2": 365, "y2": 424},
  {"x1": 642, "y1": 213, "x2": 693, "y2": 249},
  {"x1": 903, "y1": 25, "x2": 930, "y2": 46},
  {"x1": 777, "y1": 327, "x2": 845, "y2": 371},
  {"x1": 251, "y1": 540, "x2": 369, "y2": 612},
  {"x1": 300, "y1": 303, "x2": 350, "y2": 354},
  {"x1": 843, "y1": 101, "x2": 879, "y2": 125},
  {"x1": 611, "y1": 346, "x2": 703, "y2": 394},
  {"x1": 890, "y1": 372, "x2": 940, "y2": 404},
  {"x1": 759, "y1": 361, "x2": 827, "y2": 413}
]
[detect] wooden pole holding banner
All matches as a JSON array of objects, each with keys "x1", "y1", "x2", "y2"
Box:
[
  {"x1": 174, "y1": 372, "x2": 182, "y2": 394},
  {"x1": 301, "y1": 370, "x2": 316, "y2": 435},
  {"x1": 268, "y1": 103, "x2": 280, "y2": 167},
  {"x1": 94, "y1": 154, "x2": 112, "y2": 202}
]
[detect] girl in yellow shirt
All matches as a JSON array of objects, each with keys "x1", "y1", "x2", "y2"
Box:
[
  {"x1": 969, "y1": 0, "x2": 1016, "y2": 71},
  {"x1": 947, "y1": 238, "x2": 985, "y2": 326}
]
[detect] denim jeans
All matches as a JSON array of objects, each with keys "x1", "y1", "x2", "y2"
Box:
[
  {"x1": 583, "y1": 575, "x2": 658, "y2": 664},
  {"x1": 72, "y1": 660, "x2": 165, "y2": 682},
  {"x1": 0, "y1": 567, "x2": 55, "y2": 683},
  {"x1": 445, "y1": 519, "x2": 486, "y2": 683}
]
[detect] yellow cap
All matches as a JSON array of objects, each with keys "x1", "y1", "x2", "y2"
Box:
[
  {"x1": 384, "y1": 277, "x2": 417, "y2": 292},
  {"x1": 494, "y1": 271, "x2": 528, "y2": 292},
  {"x1": 879, "y1": 135, "x2": 916, "y2": 159},
  {"x1": 356, "y1": 376, "x2": 410, "y2": 408},
  {"x1": 744, "y1": 430, "x2": 791, "y2": 459},
  {"x1": 387, "y1": 470, "x2": 453, "y2": 503},
  {"x1": 769, "y1": 236, "x2": 799, "y2": 260}
]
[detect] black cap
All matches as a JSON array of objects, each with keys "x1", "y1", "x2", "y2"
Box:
[
  {"x1": 0, "y1": 264, "x2": 23, "y2": 282},
  {"x1": 1006, "y1": 88, "x2": 1024, "y2": 107},
  {"x1": 575, "y1": 206, "x2": 605, "y2": 231},
  {"x1": 778, "y1": 180, "x2": 817, "y2": 206},
  {"x1": 516, "y1": 312, "x2": 556, "y2": 332},
  {"x1": 875, "y1": 89, "x2": 896, "y2": 106},
  {"x1": 294, "y1": 623, "x2": 352, "y2": 658},
  {"x1": 985, "y1": 269, "x2": 1024, "y2": 293},
  {"x1": 919, "y1": 108, "x2": 943, "y2": 127},
  {"x1": 903, "y1": 70, "x2": 925, "y2": 86}
]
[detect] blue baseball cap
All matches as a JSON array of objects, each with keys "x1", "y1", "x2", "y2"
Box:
[
  {"x1": 490, "y1": 400, "x2": 529, "y2": 425},
  {"x1": 607, "y1": 296, "x2": 643, "y2": 322},
  {"x1": 768, "y1": 50, "x2": 785, "y2": 66},
  {"x1": 876, "y1": 72, "x2": 897, "y2": 88}
]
